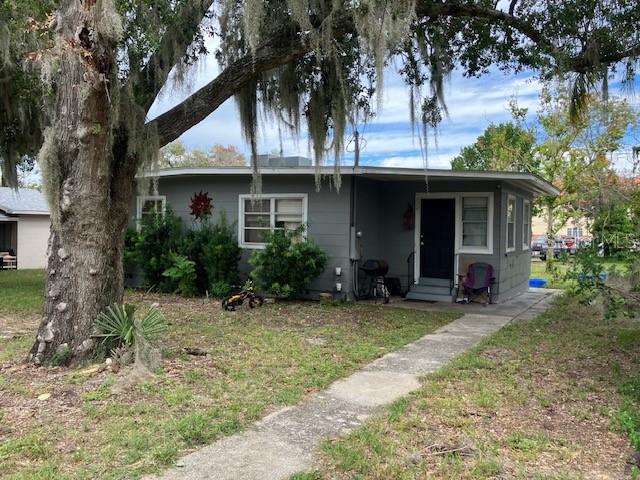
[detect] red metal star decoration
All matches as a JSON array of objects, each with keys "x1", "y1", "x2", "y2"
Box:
[{"x1": 190, "y1": 191, "x2": 213, "y2": 220}]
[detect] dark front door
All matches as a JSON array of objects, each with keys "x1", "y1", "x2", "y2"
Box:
[{"x1": 420, "y1": 198, "x2": 455, "y2": 279}]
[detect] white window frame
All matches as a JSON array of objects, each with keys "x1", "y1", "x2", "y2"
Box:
[
  {"x1": 136, "y1": 195, "x2": 166, "y2": 231},
  {"x1": 456, "y1": 193, "x2": 495, "y2": 255},
  {"x1": 506, "y1": 194, "x2": 517, "y2": 253},
  {"x1": 567, "y1": 226, "x2": 583, "y2": 239},
  {"x1": 238, "y1": 193, "x2": 308, "y2": 249},
  {"x1": 522, "y1": 199, "x2": 531, "y2": 250}
]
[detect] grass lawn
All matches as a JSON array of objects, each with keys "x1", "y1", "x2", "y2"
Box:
[
  {"x1": 0, "y1": 271, "x2": 458, "y2": 480},
  {"x1": 0, "y1": 269, "x2": 45, "y2": 316},
  {"x1": 529, "y1": 259, "x2": 573, "y2": 289},
  {"x1": 530, "y1": 257, "x2": 630, "y2": 290},
  {"x1": 297, "y1": 294, "x2": 640, "y2": 479}
]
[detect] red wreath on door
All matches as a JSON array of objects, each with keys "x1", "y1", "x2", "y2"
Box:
[{"x1": 403, "y1": 203, "x2": 414, "y2": 231}]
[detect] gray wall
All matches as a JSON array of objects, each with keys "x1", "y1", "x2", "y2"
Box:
[
  {"x1": 131, "y1": 173, "x2": 535, "y2": 302},
  {"x1": 497, "y1": 184, "x2": 534, "y2": 302},
  {"x1": 354, "y1": 178, "x2": 503, "y2": 293},
  {"x1": 353, "y1": 177, "x2": 533, "y2": 302},
  {"x1": 132, "y1": 174, "x2": 352, "y2": 297}
]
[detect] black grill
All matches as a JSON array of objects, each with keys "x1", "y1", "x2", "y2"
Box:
[{"x1": 359, "y1": 259, "x2": 389, "y2": 277}]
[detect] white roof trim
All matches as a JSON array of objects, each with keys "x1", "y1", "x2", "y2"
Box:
[
  {"x1": 0, "y1": 206, "x2": 49, "y2": 215},
  {"x1": 0, "y1": 212, "x2": 18, "y2": 222},
  {"x1": 139, "y1": 166, "x2": 559, "y2": 196}
]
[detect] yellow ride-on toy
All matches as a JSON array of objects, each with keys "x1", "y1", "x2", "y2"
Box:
[{"x1": 221, "y1": 281, "x2": 264, "y2": 311}]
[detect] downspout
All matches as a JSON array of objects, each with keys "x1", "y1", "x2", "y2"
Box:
[
  {"x1": 350, "y1": 169, "x2": 359, "y2": 299},
  {"x1": 349, "y1": 125, "x2": 361, "y2": 299}
]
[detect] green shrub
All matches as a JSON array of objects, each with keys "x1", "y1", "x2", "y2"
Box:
[
  {"x1": 135, "y1": 208, "x2": 184, "y2": 292},
  {"x1": 250, "y1": 228, "x2": 327, "y2": 298},
  {"x1": 210, "y1": 280, "x2": 232, "y2": 297},
  {"x1": 181, "y1": 211, "x2": 241, "y2": 296},
  {"x1": 203, "y1": 212, "x2": 241, "y2": 294},
  {"x1": 183, "y1": 227, "x2": 214, "y2": 294},
  {"x1": 123, "y1": 228, "x2": 140, "y2": 272},
  {"x1": 162, "y1": 253, "x2": 197, "y2": 296},
  {"x1": 131, "y1": 206, "x2": 241, "y2": 297}
]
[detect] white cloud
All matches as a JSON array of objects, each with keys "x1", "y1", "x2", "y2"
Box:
[
  {"x1": 149, "y1": 52, "x2": 635, "y2": 171},
  {"x1": 380, "y1": 153, "x2": 453, "y2": 169}
]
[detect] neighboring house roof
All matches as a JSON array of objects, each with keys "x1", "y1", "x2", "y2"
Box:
[
  {"x1": 0, "y1": 211, "x2": 18, "y2": 222},
  {"x1": 141, "y1": 166, "x2": 559, "y2": 196},
  {"x1": 0, "y1": 187, "x2": 50, "y2": 215}
]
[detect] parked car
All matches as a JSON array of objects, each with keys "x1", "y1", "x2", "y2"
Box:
[
  {"x1": 539, "y1": 236, "x2": 577, "y2": 261},
  {"x1": 530, "y1": 236, "x2": 546, "y2": 256}
]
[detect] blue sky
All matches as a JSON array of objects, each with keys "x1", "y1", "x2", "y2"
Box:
[{"x1": 149, "y1": 49, "x2": 640, "y2": 171}]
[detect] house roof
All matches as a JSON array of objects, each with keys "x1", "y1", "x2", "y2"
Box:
[
  {"x1": 0, "y1": 187, "x2": 49, "y2": 215},
  {"x1": 144, "y1": 166, "x2": 559, "y2": 197},
  {"x1": 0, "y1": 211, "x2": 17, "y2": 222}
]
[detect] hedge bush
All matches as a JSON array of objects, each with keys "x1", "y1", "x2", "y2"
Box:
[
  {"x1": 250, "y1": 228, "x2": 327, "y2": 298},
  {"x1": 126, "y1": 208, "x2": 241, "y2": 296},
  {"x1": 202, "y1": 212, "x2": 241, "y2": 296},
  {"x1": 162, "y1": 253, "x2": 198, "y2": 296},
  {"x1": 133, "y1": 208, "x2": 184, "y2": 292}
]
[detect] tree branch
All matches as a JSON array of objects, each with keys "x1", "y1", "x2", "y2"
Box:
[
  {"x1": 150, "y1": 41, "x2": 306, "y2": 147},
  {"x1": 418, "y1": 1, "x2": 640, "y2": 73},
  {"x1": 148, "y1": 1, "x2": 639, "y2": 148},
  {"x1": 135, "y1": 0, "x2": 216, "y2": 112},
  {"x1": 417, "y1": 2, "x2": 566, "y2": 64}
]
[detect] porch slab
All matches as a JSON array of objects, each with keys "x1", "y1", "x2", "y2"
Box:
[
  {"x1": 148, "y1": 289, "x2": 558, "y2": 480},
  {"x1": 388, "y1": 287, "x2": 559, "y2": 317}
]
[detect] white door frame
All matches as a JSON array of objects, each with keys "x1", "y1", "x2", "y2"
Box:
[
  {"x1": 414, "y1": 191, "x2": 495, "y2": 284},
  {"x1": 414, "y1": 193, "x2": 458, "y2": 285}
]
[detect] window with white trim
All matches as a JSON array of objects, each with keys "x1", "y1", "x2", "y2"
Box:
[
  {"x1": 136, "y1": 195, "x2": 166, "y2": 230},
  {"x1": 461, "y1": 196, "x2": 489, "y2": 248},
  {"x1": 567, "y1": 227, "x2": 583, "y2": 239},
  {"x1": 522, "y1": 199, "x2": 531, "y2": 249},
  {"x1": 239, "y1": 194, "x2": 307, "y2": 248},
  {"x1": 456, "y1": 193, "x2": 494, "y2": 254},
  {"x1": 506, "y1": 195, "x2": 517, "y2": 252}
]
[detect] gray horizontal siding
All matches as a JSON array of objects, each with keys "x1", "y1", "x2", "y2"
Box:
[
  {"x1": 132, "y1": 174, "x2": 352, "y2": 297},
  {"x1": 129, "y1": 173, "x2": 536, "y2": 302},
  {"x1": 496, "y1": 187, "x2": 534, "y2": 302}
]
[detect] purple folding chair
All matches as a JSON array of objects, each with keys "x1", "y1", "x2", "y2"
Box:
[{"x1": 456, "y1": 263, "x2": 495, "y2": 305}]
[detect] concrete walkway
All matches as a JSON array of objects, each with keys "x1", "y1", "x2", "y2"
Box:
[{"x1": 150, "y1": 289, "x2": 556, "y2": 480}]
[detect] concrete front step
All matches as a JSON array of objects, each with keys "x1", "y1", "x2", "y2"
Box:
[
  {"x1": 410, "y1": 284, "x2": 453, "y2": 296},
  {"x1": 409, "y1": 277, "x2": 454, "y2": 300},
  {"x1": 405, "y1": 290, "x2": 453, "y2": 303},
  {"x1": 418, "y1": 277, "x2": 452, "y2": 287}
]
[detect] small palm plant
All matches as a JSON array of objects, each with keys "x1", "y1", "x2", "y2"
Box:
[{"x1": 95, "y1": 303, "x2": 167, "y2": 349}]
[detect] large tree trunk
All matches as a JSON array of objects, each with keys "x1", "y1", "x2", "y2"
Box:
[{"x1": 29, "y1": 0, "x2": 133, "y2": 365}]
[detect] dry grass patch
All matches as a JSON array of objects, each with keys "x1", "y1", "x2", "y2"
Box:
[
  {"x1": 0, "y1": 282, "x2": 457, "y2": 480},
  {"x1": 304, "y1": 295, "x2": 640, "y2": 479}
]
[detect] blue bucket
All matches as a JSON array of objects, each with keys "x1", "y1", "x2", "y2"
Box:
[{"x1": 529, "y1": 278, "x2": 547, "y2": 288}]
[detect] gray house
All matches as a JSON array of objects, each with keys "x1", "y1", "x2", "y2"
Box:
[{"x1": 133, "y1": 162, "x2": 557, "y2": 303}]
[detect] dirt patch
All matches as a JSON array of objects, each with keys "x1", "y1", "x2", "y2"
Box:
[
  {"x1": 478, "y1": 347, "x2": 513, "y2": 363},
  {"x1": 0, "y1": 313, "x2": 39, "y2": 338}
]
